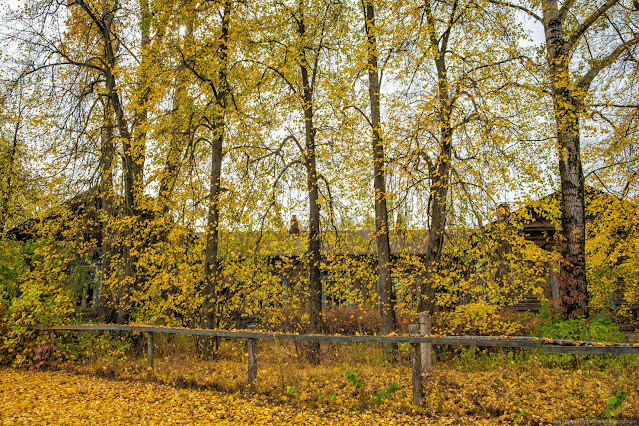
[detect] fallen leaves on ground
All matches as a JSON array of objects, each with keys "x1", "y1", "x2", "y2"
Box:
[
  {"x1": 2, "y1": 360, "x2": 638, "y2": 424},
  {"x1": 0, "y1": 367, "x2": 489, "y2": 425},
  {"x1": 6, "y1": 339, "x2": 639, "y2": 424}
]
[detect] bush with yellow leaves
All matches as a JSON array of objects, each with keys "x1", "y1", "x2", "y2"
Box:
[
  {"x1": 0, "y1": 239, "x2": 75, "y2": 367},
  {"x1": 436, "y1": 301, "x2": 525, "y2": 336}
]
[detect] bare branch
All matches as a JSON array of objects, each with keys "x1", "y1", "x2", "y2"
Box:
[
  {"x1": 577, "y1": 33, "x2": 639, "y2": 92},
  {"x1": 343, "y1": 104, "x2": 373, "y2": 128},
  {"x1": 440, "y1": 0, "x2": 459, "y2": 55},
  {"x1": 566, "y1": 0, "x2": 620, "y2": 52},
  {"x1": 487, "y1": 0, "x2": 542, "y2": 22}
]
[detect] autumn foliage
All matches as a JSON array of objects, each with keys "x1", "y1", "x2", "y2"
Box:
[{"x1": 1, "y1": 0, "x2": 639, "y2": 421}]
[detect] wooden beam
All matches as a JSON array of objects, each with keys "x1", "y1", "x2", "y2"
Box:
[
  {"x1": 419, "y1": 312, "x2": 432, "y2": 374},
  {"x1": 409, "y1": 324, "x2": 423, "y2": 406},
  {"x1": 146, "y1": 323, "x2": 154, "y2": 369},
  {"x1": 247, "y1": 324, "x2": 257, "y2": 392},
  {"x1": 27, "y1": 325, "x2": 639, "y2": 353},
  {"x1": 542, "y1": 346, "x2": 639, "y2": 354}
]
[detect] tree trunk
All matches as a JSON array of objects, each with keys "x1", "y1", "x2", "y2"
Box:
[
  {"x1": 297, "y1": 5, "x2": 322, "y2": 365},
  {"x1": 201, "y1": 1, "x2": 231, "y2": 357},
  {"x1": 543, "y1": 2, "x2": 588, "y2": 318},
  {"x1": 557, "y1": 125, "x2": 587, "y2": 318},
  {"x1": 363, "y1": 1, "x2": 397, "y2": 342},
  {"x1": 130, "y1": 0, "x2": 150, "y2": 211},
  {"x1": 157, "y1": 19, "x2": 193, "y2": 249},
  {"x1": 418, "y1": 1, "x2": 454, "y2": 316},
  {"x1": 98, "y1": 99, "x2": 116, "y2": 317},
  {"x1": 97, "y1": 9, "x2": 139, "y2": 324},
  {"x1": 116, "y1": 0, "x2": 152, "y2": 324},
  {"x1": 419, "y1": 98, "x2": 452, "y2": 315},
  {"x1": 0, "y1": 107, "x2": 21, "y2": 232},
  {"x1": 203, "y1": 128, "x2": 224, "y2": 329},
  {"x1": 158, "y1": 59, "x2": 191, "y2": 214}
]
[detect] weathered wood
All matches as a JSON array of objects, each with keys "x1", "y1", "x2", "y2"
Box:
[
  {"x1": 49, "y1": 330, "x2": 56, "y2": 351},
  {"x1": 419, "y1": 312, "x2": 432, "y2": 374},
  {"x1": 411, "y1": 345, "x2": 423, "y2": 405},
  {"x1": 247, "y1": 339, "x2": 257, "y2": 390},
  {"x1": 247, "y1": 324, "x2": 257, "y2": 392},
  {"x1": 34, "y1": 325, "x2": 542, "y2": 346},
  {"x1": 147, "y1": 331, "x2": 154, "y2": 369},
  {"x1": 26, "y1": 324, "x2": 639, "y2": 353},
  {"x1": 543, "y1": 346, "x2": 639, "y2": 354},
  {"x1": 409, "y1": 324, "x2": 423, "y2": 406}
]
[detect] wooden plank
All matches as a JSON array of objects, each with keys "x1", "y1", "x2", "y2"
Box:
[
  {"x1": 247, "y1": 338, "x2": 257, "y2": 392},
  {"x1": 247, "y1": 324, "x2": 257, "y2": 393},
  {"x1": 419, "y1": 312, "x2": 432, "y2": 375},
  {"x1": 49, "y1": 330, "x2": 56, "y2": 353},
  {"x1": 46, "y1": 325, "x2": 135, "y2": 332},
  {"x1": 38, "y1": 325, "x2": 545, "y2": 346},
  {"x1": 443, "y1": 339, "x2": 541, "y2": 348},
  {"x1": 409, "y1": 324, "x2": 423, "y2": 406},
  {"x1": 147, "y1": 332, "x2": 154, "y2": 369},
  {"x1": 28, "y1": 324, "x2": 639, "y2": 353},
  {"x1": 542, "y1": 346, "x2": 639, "y2": 354}
]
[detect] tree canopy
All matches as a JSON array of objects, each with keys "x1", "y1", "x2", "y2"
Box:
[{"x1": 1, "y1": 0, "x2": 638, "y2": 353}]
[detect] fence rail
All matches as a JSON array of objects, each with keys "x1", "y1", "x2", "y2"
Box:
[
  {"x1": 28, "y1": 322, "x2": 639, "y2": 405},
  {"x1": 29, "y1": 323, "x2": 639, "y2": 351}
]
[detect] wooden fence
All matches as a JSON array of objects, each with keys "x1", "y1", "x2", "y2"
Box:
[{"x1": 30, "y1": 319, "x2": 639, "y2": 405}]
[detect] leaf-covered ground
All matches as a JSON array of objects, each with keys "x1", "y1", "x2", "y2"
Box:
[
  {"x1": 0, "y1": 367, "x2": 462, "y2": 425},
  {"x1": 2, "y1": 360, "x2": 638, "y2": 424},
  {"x1": 4, "y1": 336, "x2": 639, "y2": 424}
]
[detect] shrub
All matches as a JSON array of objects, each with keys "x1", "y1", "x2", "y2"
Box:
[
  {"x1": 323, "y1": 307, "x2": 380, "y2": 335},
  {"x1": 0, "y1": 238, "x2": 75, "y2": 367},
  {"x1": 533, "y1": 309, "x2": 635, "y2": 369},
  {"x1": 0, "y1": 287, "x2": 74, "y2": 367},
  {"x1": 533, "y1": 313, "x2": 626, "y2": 343},
  {"x1": 264, "y1": 305, "x2": 413, "y2": 336},
  {"x1": 435, "y1": 301, "x2": 524, "y2": 336}
]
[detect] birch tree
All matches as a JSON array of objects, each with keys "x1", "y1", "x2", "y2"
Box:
[{"x1": 490, "y1": 0, "x2": 639, "y2": 317}]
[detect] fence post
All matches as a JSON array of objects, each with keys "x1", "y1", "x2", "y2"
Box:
[
  {"x1": 147, "y1": 322, "x2": 155, "y2": 369},
  {"x1": 49, "y1": 329, "x2": 56, "y2": 351},
  {"x1": 247, "y1": 324, "x2": 257, "y2": 392},
  {"x1": 419, "y1": 312, "x2": 432, "y2": 374},
  {"x1": 408, "y1": 324, "x2": 423, "y2": 406}
]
